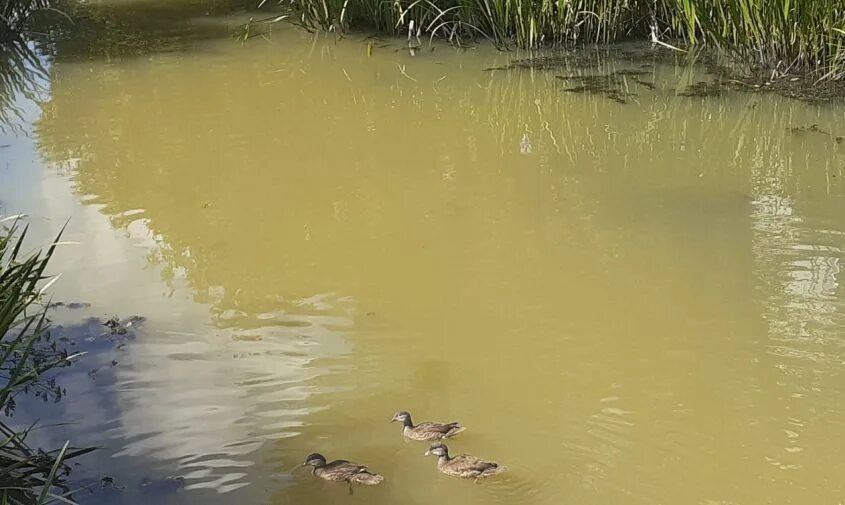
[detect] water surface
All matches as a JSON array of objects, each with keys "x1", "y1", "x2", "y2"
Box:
[{"x1": 1, "y1": 1, "x2": 845, "y2": 504}]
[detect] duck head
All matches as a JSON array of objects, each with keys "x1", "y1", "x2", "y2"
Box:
[
  {"x1": 425, "y1": 443, "x2": 449, "y2": 458},
  {"x1": 303, "y1": 453, "x2": 327, "y2": 467},
  {"x1": 390, "y1": 411, "x2": 412, "y2": 424}
]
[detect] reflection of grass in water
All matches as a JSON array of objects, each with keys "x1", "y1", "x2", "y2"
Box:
[
  {"x1": 476, "y1": 54, "x2": 844, "y2": 196},
  {"x1": 0, "y1": 0, "x2": 51, "y2": 39},
  {"x1": 29, "y1": 38, "x2": 845, "y2": 312},
  {"x1": 0, "y1": 40, "x2": 48, "y2": 134},
  {"x1": 491, "y1": 48, "x2": 845, "y2": 102},
  {"x1": 0, "y1": 218, "x2": 94, "y2": 504},
  {"x1": 33, "y1": 0, "x2": 257, "y2": 62}
]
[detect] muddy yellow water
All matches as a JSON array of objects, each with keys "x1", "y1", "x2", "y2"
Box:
[{"x1": 2, "y1": 1, "x2": 845, "y2": 504}]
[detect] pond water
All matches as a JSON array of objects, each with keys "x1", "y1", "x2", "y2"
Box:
[{"x1": 2, "y1": 1, "x2": 845, "y2": 504}]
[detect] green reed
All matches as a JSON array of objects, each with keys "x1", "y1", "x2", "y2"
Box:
[
  {"x1": 0, "y1": 217, "x2": 93, "y2": 504},
  {"x1": 680, "y1": 0, "x2": 845, "y2": 79},
  {"x1": 272, "y1": 0, "x2": 845, "y2": 78}
]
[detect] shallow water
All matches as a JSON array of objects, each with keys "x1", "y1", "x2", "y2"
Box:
[{"x1": 2, "y1": 1, "x2": 845, "y2": 503}]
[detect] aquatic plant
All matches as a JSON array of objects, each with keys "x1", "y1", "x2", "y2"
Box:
[
  {"x1": 0, "y1": 216, "x2": 93, "y2": 504},
  {"x1": 677, "y1": 0, "x2": 845, "y2": 80},
  {"x1": 268, "y1": 0, "x2": 845, "y2": 79}
]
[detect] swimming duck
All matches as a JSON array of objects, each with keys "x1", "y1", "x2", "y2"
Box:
[
  {"x1": 390, "y1": 411, "x2": 465, "y2": 441},
  {"x1": 302, "y1": 453, "x2": 384, "y2": 492},
  {"x1": 425, "y1": 443, "x2": 505, "y2": 480}
]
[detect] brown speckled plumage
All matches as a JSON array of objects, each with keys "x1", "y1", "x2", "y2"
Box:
[
  {"x1": 303, "y1": 453, "x2": 384, "y2": 488},
  {"x1": 391, "y1": 411, "x2": 466, "y2": 441},
  {"x1": 425, "y1": 443, "x2": 505, "y2": 480}
]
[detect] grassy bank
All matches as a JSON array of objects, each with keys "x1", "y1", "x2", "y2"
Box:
[
  {"x1": 277, "y1": 0, "x2": 845, "y2": 79},
  {"x1": 0, "y1": 217, "x2": 92, "y2": 504}
]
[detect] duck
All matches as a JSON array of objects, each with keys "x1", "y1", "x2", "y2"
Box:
[
  {"x1": 390, "y1": 411, "x2": 466, "y2": 441},
  {"x1": 302, "y1": 453, "x2": 384, "y2": 493},
  {"x1": 424, "y1": 443, "x2": 505, "y2": 480}
]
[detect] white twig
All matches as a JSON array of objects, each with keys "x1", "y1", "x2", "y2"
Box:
[
  {"x1": 0, "y1": 214, "x2": 27, "y2": 223},
  {"x1": 397, "y1": 64, "x2": 418, "y2": 82},
  {"x1": 38, "y1": 273, "x2": 62, "y2": 296}
]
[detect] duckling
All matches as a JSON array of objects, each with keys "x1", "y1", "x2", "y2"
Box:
[
  {"x1": 390, "y1": 411, "x2": 466, "y2": 441},
  {"x1": 424, "y1": 443, "x2": 505, "y2": 480},
  {"x1": 302, "y1": 453, "x2": 384, "y2": 493}
]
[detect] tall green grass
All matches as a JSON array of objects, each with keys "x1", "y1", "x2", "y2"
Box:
[
  {"x1": 679, "y1": 1, "x2": 845, "y2": 80},
  {"x1": 0, "y1": 216, "x2": 93, "y2": 504},
  {"x1": 273, "y1": 0, "x2": 845, "y2": 78}
]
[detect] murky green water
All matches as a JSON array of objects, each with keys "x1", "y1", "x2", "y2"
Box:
[{"x1": 2, "y1": 1, "x2": 845, "y2": 504}]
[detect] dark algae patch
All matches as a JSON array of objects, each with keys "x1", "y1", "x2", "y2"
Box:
[
  {"x1": 679, "y1": 75, "x2": 845, "y2": 103},
  {"x1": 485, "y1": 46, "x2": 845, "y2": 104},
  {"x1": 787, "y1": 124, "x2": 844, "y2": 144},
  {"x1": 555, "y1": 70, "x2": 657, "y2": 104},
  {"x1": 484, "y1": 45, "x2": 684, "y2": 72},
  {"x1": 680, "y1": 80, "x2": 728, "y2": 97},
  {"x1": 683, "y1": 58, "x2": 845, "y2": 102},
  {"x1": 484, "y1": 54, "x2": 603, "y2": 71},
  {"x1": 789, "y1": 124, "x2": 831, "y2": 136},
  {"x1": 632, "y1": 78, "x2": 656, "y2": 90},
  {"x1": 612, "y1": 69, "x2": 648, "y2": 76},
  {"x1": 759, "y1": 77, "x2": 845, "y2": 104}
]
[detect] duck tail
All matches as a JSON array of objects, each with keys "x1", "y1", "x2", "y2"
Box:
[
  {"x1": 445, "y1": 425, "x2": 466, "y2": 438},
  {"x1": 483, "y1": 464, "x2": 506, "y2": 477},
  {"x1": 351, "y1": 470, "x2": 384, "y2": 486}
]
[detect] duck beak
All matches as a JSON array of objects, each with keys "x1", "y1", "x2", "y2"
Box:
[{"x1": 424, "y1": 450, "x2": 431, "y2": 456}]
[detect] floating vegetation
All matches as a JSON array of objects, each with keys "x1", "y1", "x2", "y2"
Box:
[
  {"x1": 566, "y1": 86, "x2": 631, "y2": 104},
  {"x1": 554, "y1": 70, "x2": 659, "y2": 104},
  {"x1": 679, "y1": 75, "x2": 845, "y2": 103},
  {"x1": 485, "y1": 47, "x2": 683, "y2": 73},
  {"x1": 612, "y1": 69, "x2": 648, "y2": 77},
  {"x1": 789, "y1": 124, "x2": 831, "y2": 136},
  {"x1": 557, "y1": 80, "x2": 632, "y2": 104},
  {"x1": 103, "y1": 315, "x2": 145, "y2": 336},
  {"x1": 617, "y1": 47, "x2": 688, "y2": 65},
  {"x1": 680, "y1": 80, "x2": 729, "y2": 98},
  {"x1": 760, "y1": 77, "x2": 845, "y2": 103},
  {"x1": 632, "y1": 78, "x2": 656, "y2": 90},
  {"x1": 483, "y1": 45, "x2": 842, "y2": 102},
  {"x1": 788, "y1": 124, "x2": 843, "y2": 144},
  {"x1": 48, "y1": 301, "x2": 91, "y2": 309},
  {"x1": 485, "y1": 54, "x2": 609, "y2": 72}
]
